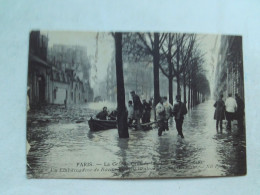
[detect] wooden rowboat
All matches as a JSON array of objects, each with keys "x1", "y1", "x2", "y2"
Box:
[
  {"x1": 88, "y1": 117, "x2": 117, "y2": 131},
  {"x1": 88, "y1": 117, "x2": 158, "y2": 131}
]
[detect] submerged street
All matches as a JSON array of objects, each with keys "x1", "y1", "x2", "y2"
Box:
[{"x1": 27, "y1": 101, "x2": 246, "y2": 178}]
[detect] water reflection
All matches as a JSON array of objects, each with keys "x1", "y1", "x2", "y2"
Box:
[{"x1": 115, "y1": 138, "x2": 130, "y2": 178}]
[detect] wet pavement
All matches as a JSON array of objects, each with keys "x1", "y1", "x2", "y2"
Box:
[{"x1": 27, "y1": 101, "x2": 246, "y2": 178}]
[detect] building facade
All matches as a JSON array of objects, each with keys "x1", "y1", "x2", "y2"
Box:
[
  {"x1": 214, "y1": 35, "x2": 244, "y2": 100},
  {"x1": 27, "y1": 31, "x2": 94, "y2": 106},
  {"x1": 28, "y1": 31, "x2": 51, "y2": 105}
]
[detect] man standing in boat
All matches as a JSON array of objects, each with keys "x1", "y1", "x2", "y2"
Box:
[{"x1": 130, "y1": 91, "x2": 143, "y2": 130}]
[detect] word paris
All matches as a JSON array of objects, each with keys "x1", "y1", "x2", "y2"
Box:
[{"x1": 27, "y1": 31, "x2": 246, "y2": 179}]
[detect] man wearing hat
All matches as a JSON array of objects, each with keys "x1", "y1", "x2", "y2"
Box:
[
  {"x1": 130, "y1": 91, "x2": 143, "y2": 130},
  {"x1": 142, "y1": 99, "x2": 152, "y2": 124},
  {"x1": 235, "y1": 93, "x2": 244, "y2": 131},
  {"x1": 225, "y1": 93, "x2": 237, "y2": 130},
  {"x1": 172, "y1": 95, "x2": 187, "y2": 138},
  {"x1": 156, "y1": 97, "x2": 166, "y2": 136}
]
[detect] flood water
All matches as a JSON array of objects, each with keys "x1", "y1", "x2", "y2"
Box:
[{"x1": 27, "y1": 101, "x2": 246, "y2": 178}]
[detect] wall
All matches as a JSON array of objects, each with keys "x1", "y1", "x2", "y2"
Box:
[{"x1": 52, "y1": 81, "x2": 69, "y2": 105}]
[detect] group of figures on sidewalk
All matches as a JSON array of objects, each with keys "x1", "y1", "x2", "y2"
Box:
[
  {"x1": 96, "y1": 90, "x2": 188, "y2": 138},
  {"x1": 214, "y1": 93, "x2": 245, "y2": 132}
]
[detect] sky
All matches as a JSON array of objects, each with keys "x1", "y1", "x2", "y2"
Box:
[
  {"x1": 41, "y1": 31, "x2": 221, "y2": 96},
  {"x1": 197, "y1": 34, "x2": 221, "y2": 96}
]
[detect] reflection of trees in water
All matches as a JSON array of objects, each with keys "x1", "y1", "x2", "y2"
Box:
[
  {"x1": 27, "y1": 124, "x2": 55, "y2": 178},
  {"x1": 153, "y1": 137, "x2": 172, "y2": 175},
  {"x1": 116, "y1": 138, "x2": 130, "y2": 178},
  {"x1": 216, "y1": 131, "x2": 246, "y2": 176},
  {"x1": 87, "y1": 130, "x2": 94, "y2": 140},
  {"x1": 152, "y1": 135, "x2": 199, "y2": 176}
]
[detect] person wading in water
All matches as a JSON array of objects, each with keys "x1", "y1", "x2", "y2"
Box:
[
  {"x1": 214, "y1": 94, "x2": 225, "y2": 133},
  {"x1": 172, "y1": 95, "x2": 187, "y2": 138}
]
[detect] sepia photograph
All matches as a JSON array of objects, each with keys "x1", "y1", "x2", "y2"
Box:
[{"x1": 26, "y1": 31, "x2": 246, "y2": 179}]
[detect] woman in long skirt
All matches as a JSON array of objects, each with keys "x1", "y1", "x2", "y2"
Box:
[{"x1": 214, "y1": 94, "x2": 225, "y2": 132}]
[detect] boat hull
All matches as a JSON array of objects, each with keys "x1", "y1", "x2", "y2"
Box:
[{"x1": 88, "y1": 118, "x2": 117, "y2": 131}]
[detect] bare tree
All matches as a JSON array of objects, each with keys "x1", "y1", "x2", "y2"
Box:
[
  {"x1": 159, "y1": 33, "x2": 194, "y2": 104},
  {"x1": 179, "y1": 34, "x2": 196, "y2": 104},
  {"x1": 186, "y1": 49, "x2": 210, "y2": 108},
  {"x1": 123, "y1": 33, "x2": 167, "y2": 106}
]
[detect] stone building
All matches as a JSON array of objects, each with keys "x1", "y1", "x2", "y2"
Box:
[
  {"x1": 214, "y1": 35, "x2": 244, "y2": 100},
  {"x1": 27, "y1": 31, "x2": 94, "y2": 106},
  {"x1": 27, "y1": 31, "x2": 51, "y2": 105}
]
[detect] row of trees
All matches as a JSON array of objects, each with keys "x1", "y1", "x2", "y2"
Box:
[{"x1": 114, "y1": 32, "x2": 210, "y2": 138}]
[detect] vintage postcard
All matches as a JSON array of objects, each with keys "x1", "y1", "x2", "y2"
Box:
[{"x1": 26, "y1": 31, "x2": 246, "y2": 178}]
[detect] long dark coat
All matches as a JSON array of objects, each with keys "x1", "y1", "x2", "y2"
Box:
[{"x1": 214, "y1": 100, "x2": 225, "y2": 120}]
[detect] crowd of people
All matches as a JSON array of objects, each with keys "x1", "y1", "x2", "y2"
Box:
[
  {"x1": 214, "y1": 93, "x2": 245, "y2": 132},
  {"x1": 128, "y1": 91, "x2": 152, "y2": 129},
  {"x1": 95, "y1": 90, "x2": 245, "y2": 138},
  {"x1": 95, "y1": 90, "x2": 188, "y2": 138},
  {"x1": 129, "y1": 91, "x2": 188, "y2": 138}
]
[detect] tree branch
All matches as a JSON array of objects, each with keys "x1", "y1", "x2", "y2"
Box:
[{"x1": 137, "y1": 33, "x2": 153, "y2": 54}]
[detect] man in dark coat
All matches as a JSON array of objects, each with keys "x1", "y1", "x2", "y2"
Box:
[
  {"x1": 172, "y1": 95, "x2": 187, "y2": 138},
  {"x1": 214, "y1": 94, "x2": 225, "y2": 132},
  {"x1": 142, "y1": 99, "x2": 152, "y2": 124},
  {"x1": 109, "y1": 108, "x2": 118, "y2": 120},
  {"x1": 96, "y1": 107, "x2": 108, "y2": 120},
  {"x1": 235, "y1": 93, "x2": 245, "y2": 131},
  {"x1": 130, "y1": 91, "x2": 143, "y2": 130}
]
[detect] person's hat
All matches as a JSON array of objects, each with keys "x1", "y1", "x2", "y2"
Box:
[{"x1": 130, "y1": 91, "x2": 135, "y2": 94}]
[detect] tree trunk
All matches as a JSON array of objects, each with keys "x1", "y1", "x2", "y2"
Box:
[
  {"x1": 195, "y1": 90, "x2": 197, "y2": 105},
  {"x1": 176, "y1": 74, "x2": 180, "y2": 96},
  {"x1": 153, "y1": 33, "x2": 160, "y2": 120},
  {"x1": 168, "y1": 58, "x2": 173, "y2": 104},
  {"x1": 191, "y1": 88, "x2": 194, "y2": 108},
  {"x1": 153, "y1": 33, "x2": 160, "y2": 106},
  {"x1": 188, "y1": 74, "x2": 191, "y2": 109},
  {"x1": 197, "y1": 91, "x2": 200, "y2": 105},
  {"x1": 169, "y1": 77, "x2": 173, "y2": 105},
  {"x1": 183, "y1": 74, "x2": 187, "y2": 105},
  {"x1": 115, "y1": 33, "x2": 129, "y2": 138},
  {"x1": 176, "y1": 46, "x2": 181, "y2": 96}
]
